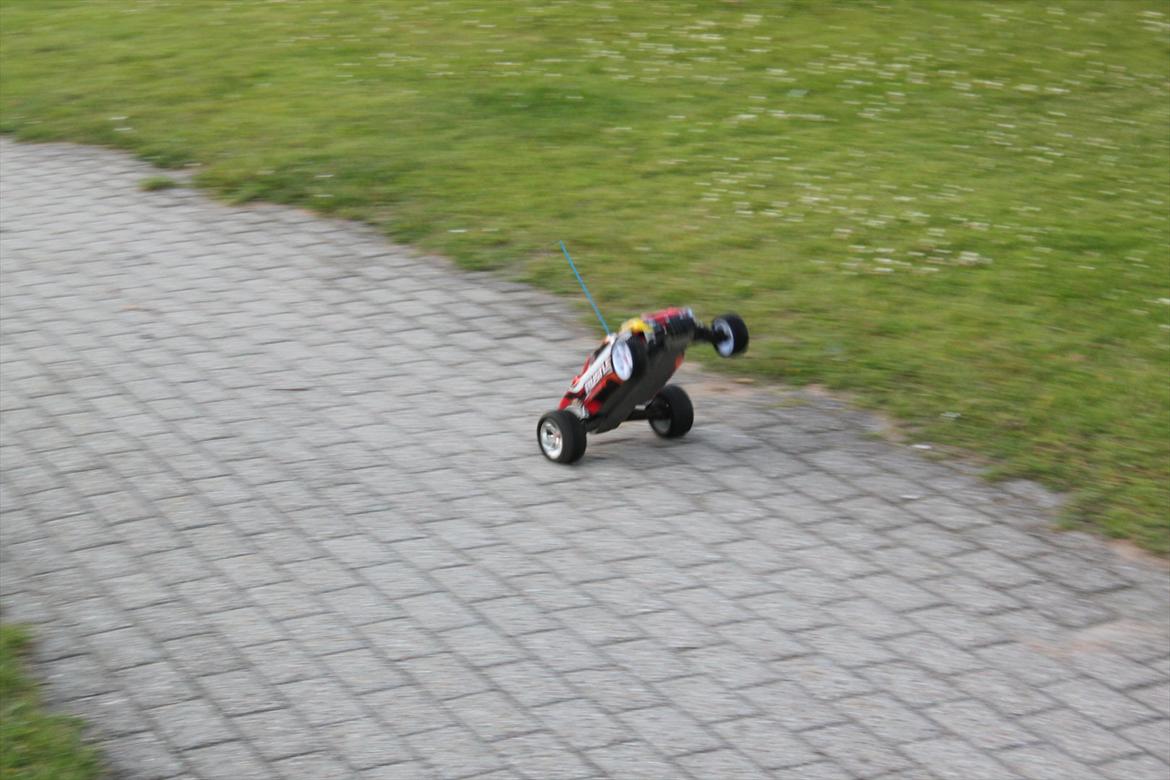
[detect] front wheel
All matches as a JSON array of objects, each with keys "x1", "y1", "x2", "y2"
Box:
[
  {"x1": 537, "y1": 410, "x2": 587, "y2": 463},
  {"x1": 712, "y1": 314, "x2": 749, "y2": 357},
  {"x1": 649, "y1": 385, "x2": 694, "y2": 438}
]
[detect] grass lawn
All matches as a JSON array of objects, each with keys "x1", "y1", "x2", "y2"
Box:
[
  {"x1": 0, "y1": 625, "x2": 103, "y2": 780},
  {"x1": 1, "y1": 1, "x2": 1167, "y2": 551}
]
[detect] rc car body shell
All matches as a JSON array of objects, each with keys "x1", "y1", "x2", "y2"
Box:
[
  {"x1": 559, "y1": 308, "x2": 703, "y2": 432},
  {"x1": 538, "y1": 307, "x2": 747, "y2": 462}
]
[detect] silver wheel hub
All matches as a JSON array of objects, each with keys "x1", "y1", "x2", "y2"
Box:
[
  {"x1": 539, "y1": 420, "x2": 564, "y2": 458},
  {"x1": 651, "y1": 400, "x2": 672, "y2": 434},
  {"x1": 714, "y1": 321, "x2": 734, "y2": 357}
]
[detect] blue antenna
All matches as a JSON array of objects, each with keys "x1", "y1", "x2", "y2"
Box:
[{"x1": 559, "y1": 241, "x2": 610, "y2": 335}]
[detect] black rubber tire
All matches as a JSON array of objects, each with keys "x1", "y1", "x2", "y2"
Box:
[
  {"x1": 537, "y1": 410, "x2": 587, "y2": 463},
  {"x1": 649, "y1": 384, "x2": 694, "y2": 438},
  {"x1": 712, "y1": 313, "x2": 749, "y2": 357}
]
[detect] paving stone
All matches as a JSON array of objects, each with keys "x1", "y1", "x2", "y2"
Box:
[
  {"x1": 281, "y1": 612, "x2": 368, "y2": 656},
  {"x1": 715, "y1": 619, "x2": 810, "y2": 662},
  {"x1": 479, "y1": 660, "x2": 575, "y2": 710},
  {"x1": 218, "y1": 554, "x2": 287, "y2": 590},
  {"x1": 899, "y1": 737, "x2": 1014, "y2": 780},
  {"x1": 273, "y1": 752, "x2": 355, "y2": 780},
  {"x1": 175, "y1": 577, "x2": 250, "y2": 615},
  {"x1": 781, "y1": 761, "x2": 853, "y2": 780},
  {"x1": 555, "y1": 604, "x2": 645, "y2": 645},
  {"x1": 618, "y1": 705, "x2": 723, "y2": 757},
  {"x1": 1044, "y1": 677, "x2": 1162, "y2": 730},
  {"x1": 102, "y1": 731, "x2": 187, "y2": 779},
  {"x1": 149, "y1": 698, "x2": 236, "y2": 751},
  {"x1": 656, "y1": 674, "x2": 759, "y2": 724},
  {"x1": 475, "y1": 595, "x2": 559, "y2": 636},
  {"x1": 279, "y1": 677, "x2": 367, "y2": 727},
  {"x1": 632, "y1": 609, "x2": 724, "y2": 650},
  {"x1": 1012, "y1": 581, "x2": 1117, "y2": 628},
  {"x1": 997, "y1": 743, "x2": 1100, "y2": 780},
  {"x1": 950, "y1": 668, "x2": 1056, "y2": 716},
  {"x1": 492, "y1": 731, "x2": 594, "y2": 779},
  {"x1": 562, "y1": 667, "x2": 665, "y2": 713},
  {"x1": 206, "y1": 605, "x2": 288, "y2": 648},
  {"x1": 883, "y1": 632, "x2": 984, "y2": 676},
  {"x1": 679, "y1": 643, "x2": 779, "y2": 690},
  {"x1": 826, "y1": 597, "x2": 918, "y2": 640},
  {"x1": 1120, "y1": 719, "x2": 1170, "y2": 762},
  {"x1": 358, "y1": 619, "x2": 442, "y2": 663},
  {"x1": 184, "y1": 741, "x2": 270, "y2": 780},
  {"x1": 447, "y1": 690, "x2": 540, "y2": 743},
  {"x1": 239, "y1": 639, "x2": 322, "y2": 686},
  {"x1": 428, "y1": 565, "x2": 514, "y2": 603},
  {"x1": 200, "y1": 667, "x2": 285, "y2": 717},
  {"x1": 323, "y1": 717, "x2": 415, "y2": 770},
  {"x1": 511, "y1": 572, "x2": 595, "y2": 612},
  {"x1": 282, "y1": 556, "x2": 363, "y2": 594},
  {"x1": 857, "y1": 661, "x2": 965, "y2": 709},
  {"x1": 848, "y1": 574, "x2": 944, "y2": 613},
  {"x1": 838, "y1": 692, "x2": 942, "y2": 744},
  {"x1": 677, "y1": 748, "x2": 772, "y2": 780},
  {"x1": 70, "y1": 690, "x2": 150, "y2": 738},
  {"x1": 531, "y1": 697, "x2": 626, "y2": 750},
  {"x1": 713, "y1": 717, "x2": 820, "y2": 769},
  {"x1": 800, "y1": 624, "x2": 900, "y2": 668},
  {"x1": 118, "y1": 661, "x2": 200, "y2": 710},
  {"x1": 1100, "y1": 754, "x2": 1170, "y2": 780},
  {"x1": 321, "y1": 647, "x2": 408, "y2": 695},
  {"x1": 398, "y1": 591, "x2": 480, "y2": 633},
  {"x1": 802, "y1": 723, "x2": 913, "y2": 778},
  {"x1": 403, "y1": 725, "x2": 505, "y2": 779},
  {"x1": 585, "y1": 742, "x2": 678, "y2": 780},
  {"x1": 1020, "y1": 707, "x2": 1141, "y2": 764},
  {"x1": 886, "y1": 524, "x2": 977, "y2": 558},
  {"x1": 400, "y1": 652, "x2": 491, "y2": 702},
  {"x1": 520, "y1": 627, "x2": 609, "y2": 673},
  {"x1": 975, "y1": 641, "x2": 1080, "y2": 687},
  {"x1": 774, "y1": 656, "x2": 876, "y2": 702},
  {"x1": 1074, "y1": 653, "x2": 1168, "y2": 694},
  {"x1": 85, "y1": 623, "x2": 165, "y2": 671},
  {"x1": 738, "y1": 680, "x2": 848, "y2": 733},
  {"x1": 41, "y1": 653, "x2": 115, "y2": 701},
  {"x1": 105, "y1": 572, "x2": 174, "y2": 611},
  {"x1": 924, "y1": 698, "x2": 1037, "y2": 749},
  {"x1": 233, "y1": 708, "x2": 325, "y2": 761},
  {"x1": 357, "y1": 761, "x2": 433, "y2": 780},
  {"x1": 364, "y1": 685, "x2": 456, "y2": 737}
]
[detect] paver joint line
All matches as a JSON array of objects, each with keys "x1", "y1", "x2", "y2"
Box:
[{"x1": 1, "y1": 139, "x2": 1168, "y2": 780}]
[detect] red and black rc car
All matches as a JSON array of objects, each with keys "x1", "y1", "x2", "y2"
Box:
[{"x1": 537, "y1": 307, "x2": 748, "y2": 463}]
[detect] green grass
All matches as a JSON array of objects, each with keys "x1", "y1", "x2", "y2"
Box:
[
  {"x1": 139, "y1": 175, "x2": 178, "y2": 192},
  {"x1": 0, "y1": 625, "x2": 103, "y2": 780},
  {"x1": 1, "y1": 0, "x2": 1167, "y2": 551}
]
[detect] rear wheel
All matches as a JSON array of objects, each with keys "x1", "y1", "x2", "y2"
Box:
[
  {"x1": 649, "y1": 384, "x2": 694, "y2": 438},
  {"x1": 537, "y1": 410, "x2": 587, "y2": 463},
  {"x1": 712, "y1": 314, "x2": 749, "y2": 357}
]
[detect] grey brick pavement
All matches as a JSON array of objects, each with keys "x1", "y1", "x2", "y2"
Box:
[{"x1": 1, "y1": 138, "x2": 1168, "y2": 779}]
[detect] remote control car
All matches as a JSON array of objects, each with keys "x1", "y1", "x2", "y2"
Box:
[{"x1": 537, "y1": 307, "x2": 748, "y2": 463}]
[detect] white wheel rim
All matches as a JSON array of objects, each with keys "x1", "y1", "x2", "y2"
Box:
[
  {"x1": 539, "y1": 420, "x2": 564, "y2": 458},
  {"x1": 613, "y1": 339, "x2": 634, "y2": 380},
  {"x1": 714, "y1": 321, "x2": 734, "y2": 357}
]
